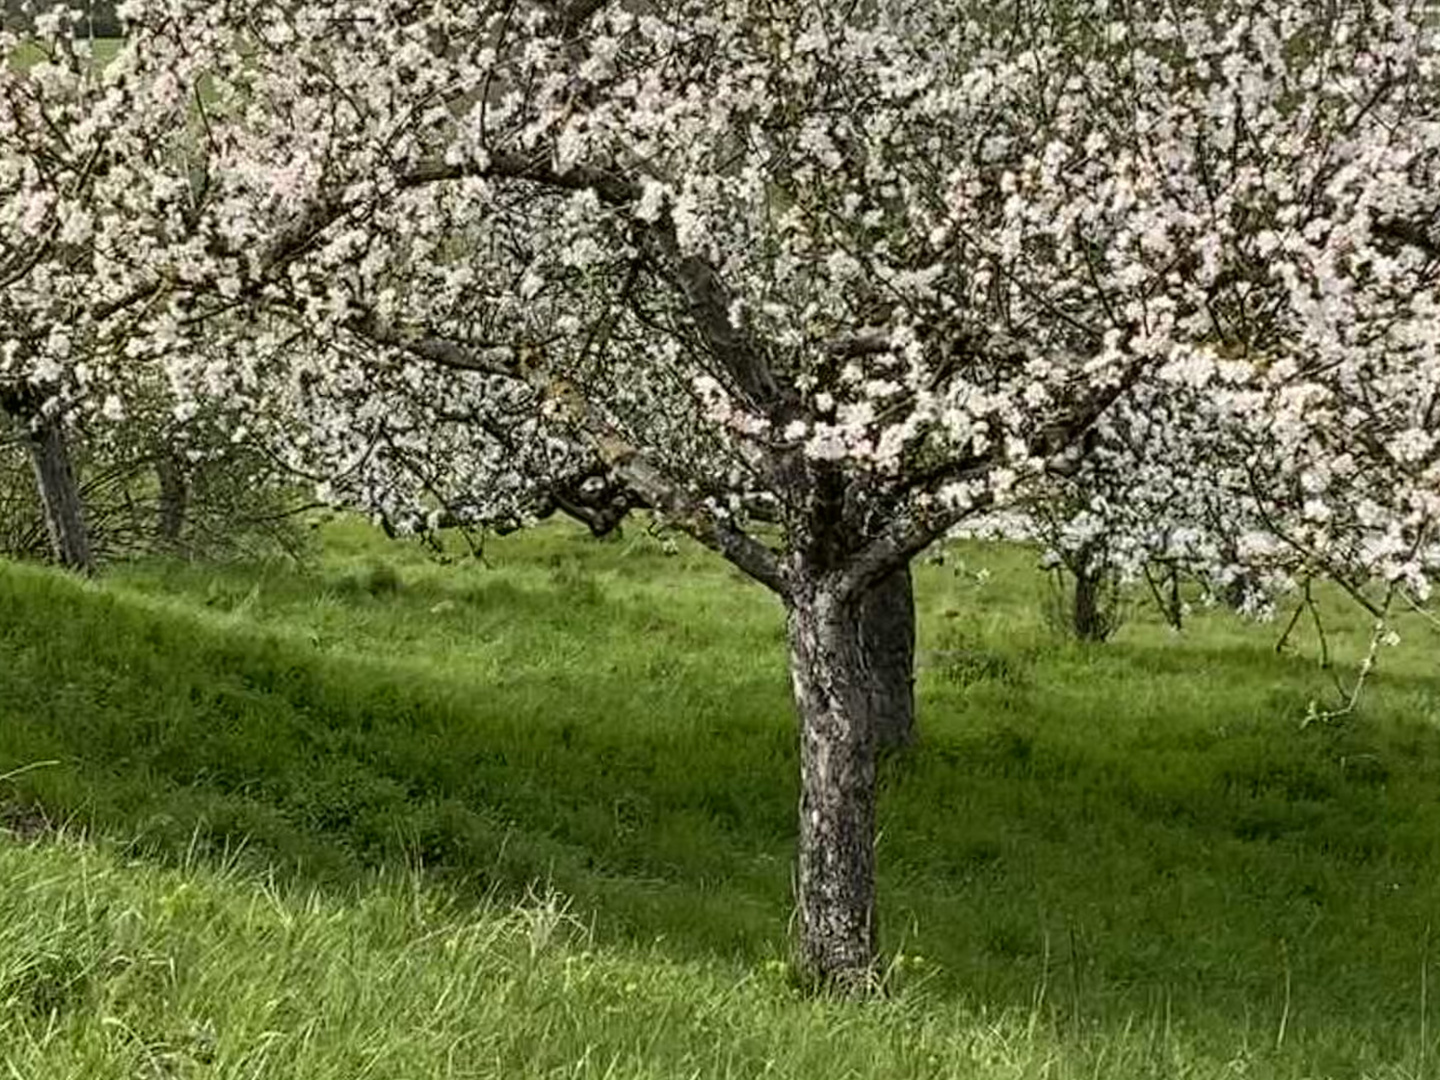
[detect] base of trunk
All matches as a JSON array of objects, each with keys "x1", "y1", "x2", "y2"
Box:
[
  {"x1": 790, "y1": 580, "x2": 879, "y2": 990},
  {"x1": 26, "y1": 411, "x2": 92, "y2": 573}
]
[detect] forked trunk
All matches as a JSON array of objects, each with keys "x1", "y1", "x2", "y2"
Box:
[
  {"x1": 26, "y1": 412, "x2": 92, "y2": 573},
  {"x1": 859, "y1": 564, "x2": 915, "y2": 752},
  {"x1": 789, "y1": 578, "x2": 879, "y2": 990}
]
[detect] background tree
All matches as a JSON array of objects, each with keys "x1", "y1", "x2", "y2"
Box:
[
  {"x1": 1010, "y1": 382, "x2": 1291, "y2": 639},
  {"x1": 0, "y1": 4, "x2": 231, "y2": 569}
]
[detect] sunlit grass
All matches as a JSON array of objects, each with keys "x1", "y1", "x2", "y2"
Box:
[{"x1": 2, "y1": 518, "x2": 1439, "y2": 1077}]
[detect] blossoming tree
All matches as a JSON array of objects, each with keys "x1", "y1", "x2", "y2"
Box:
[
  {"x1": 0, "y1": 5, "x2": 217, "y2": 568},
  {"x1": 43, "y1": 0, "x2": 1440, "y2": 985},
  {"x1": 1000, "y1": 381, "x2": 1292, "y2": 638}
]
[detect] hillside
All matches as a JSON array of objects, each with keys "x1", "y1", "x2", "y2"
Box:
[{"x1": 3, "y1": 521, "x2": 1440, "y2": 1077}]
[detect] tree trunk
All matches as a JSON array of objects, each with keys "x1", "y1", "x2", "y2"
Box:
[
  {"x1": 789, "y1": 578, "x2": 879, "y2": 990},
  {"x1": 1073, "y1": 561, "x2": 1103, "y2": 640},
  {"x1": 858, "y1": 564, "x2": 916, "y2": 752},
  {"x1": 25, "y1": 411, "x2": 92, "y2": 573},
  {"x1": 156, "y1": 450, "x2": 189, "y2": 546},
  {"x1": 1167, "y1": 562, "x2": 1182, "y2": 630}
]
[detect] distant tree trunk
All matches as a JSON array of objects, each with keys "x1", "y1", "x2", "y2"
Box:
[
  {"x1": 1143, "y1": 560, "x2": 1185, "y2": 631},
  {"x1": 1073, "y1": 560, "x2": 1103, "y2": 640},
  {"x1": 156, "y1": 450, "x2": 188, "y2": 546},
  {"x1": 1216, "y1": 537, "x2": 1256, "y2": 610},
  {"x1": 25, "y1": 411, "x2": 93, "y2": 573},
  {"x1": 859, "y1": 564, "x2": 915, "y2": 752},
  {"x1": 789, "y1": 573, "x2": 879, "y2": 992}
]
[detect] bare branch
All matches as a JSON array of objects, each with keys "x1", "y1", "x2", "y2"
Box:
[{"x1": 402, "y1": 151, "x2": 641, "y2": 207}]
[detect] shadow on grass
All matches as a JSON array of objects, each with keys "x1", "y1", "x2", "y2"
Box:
[
  {"x1": 0, "y1": 558, "x2": 796, "y2": 952},
  {"x1": 5, "y1": 554, "x2": 1440, "y2": 1057}
]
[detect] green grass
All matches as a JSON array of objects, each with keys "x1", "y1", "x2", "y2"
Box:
[
  {"x1": 4, "y1": 37, "x2": 122, "y2": 72},
  {"x1": 3, "y1": 518, "x2": 1440, "y2": 1076}
]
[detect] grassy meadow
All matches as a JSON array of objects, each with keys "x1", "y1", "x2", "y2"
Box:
[{"x1": 3, "y1": 518, "x2": 1440, "y2": 1077}]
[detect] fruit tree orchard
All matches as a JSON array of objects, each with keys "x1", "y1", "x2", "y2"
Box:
[{"x1": 5, "y1": 0, "x2": 1440, "y2": 987}]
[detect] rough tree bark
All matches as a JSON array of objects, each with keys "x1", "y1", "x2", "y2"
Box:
[
  {"x1": 788, "y1": 574, "x2": 880, "y2": 991},
  {"x1": 24, "y1": 410, "x2": 93, "y2": 573},
  {"x1": 858, "y1": 564, "x2": 916, "y2": 752}
]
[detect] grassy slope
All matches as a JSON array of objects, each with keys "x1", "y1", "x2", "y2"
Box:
[{"x1": 3, "y1": 519, "x2": 1440, "y2": 1077}]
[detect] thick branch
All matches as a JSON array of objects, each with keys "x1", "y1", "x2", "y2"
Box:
[
  {"x1": 1034, "y1": 357, "x2": 1147, "y2": 460},
  {"x1": 840, "y1": 493, "x2": 993, "y2": 601},
  {"x1": 227, "y1": 153, "x2": 642, "y2": 297},
  {"x1": 824, "y1": 328, "x2": 891, "y2": 358},
  {"x1": 255, "y1": 192, "x2": 349, "y2": 275},
  {"x1": 402, "y1": 151, "x2": 641, "y2": 207},
  {"x1": 895, "y1": 452, "x2": 992, "y2": 503},
  {"x1": 639, "y1": 227, "x2": 785, "y2": 413},
  {"x1": 1372, "y1": 214, "x2": 1440, "y2": 260},
  {"x1": 408, "y1": 153, "x2": 787, "y2": 415},
  {"x1": 90, "y1": 278, "x2": 169, "y2": 324},
  {"x1": 341, "y1": 302, "x2": 789, "y2": 596},
  {"x1": 844, "y1": 345, "x2": 1144, "y2": 596},
  {"x1": 0, "y1": 385, "x2": 31, "y2": 419},
  {"x1": 346, "y1": 309, "x2": 520, "y2": 377},
  {"x1": 594, "y1": 432, "x2": 789, "y2": 595}
]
